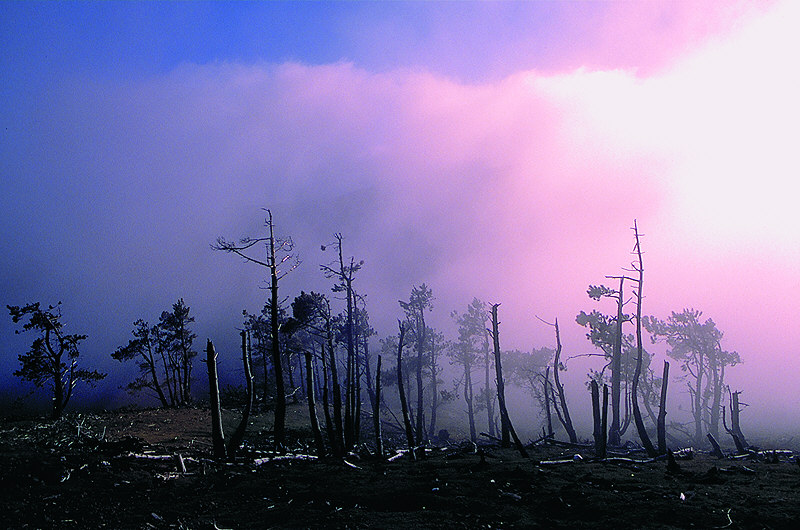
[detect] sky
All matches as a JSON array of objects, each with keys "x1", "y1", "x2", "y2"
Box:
[{"x1": 1, "y1": 1, "x2": 798, "y2": 433}]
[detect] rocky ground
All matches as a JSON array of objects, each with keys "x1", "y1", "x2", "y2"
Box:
[{"x1": 1, "y1": 406, "x2": 798, "y2": 529}]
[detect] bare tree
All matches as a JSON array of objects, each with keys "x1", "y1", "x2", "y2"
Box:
[
  {"x1": 489, "y1": 304, "x2": 528, "y2": 457},
  {"x1": 547, "y1": 318, "x2": 577, "y2": 443},
  {"x1": 205, "y1": 340, "x2": 226, "y2": 460},
  {"x1": 227, "y1": 330, "x2": 255, "y2": 459},
  {"x1": 320, "y1": 233, "x2": 363, "y2": 450},
  {"x1": 629, "y1": 220, "x2": 657, "y2": 457},
  {"x1": 213, "y1": 209, "x2": 298, "y2": 449}
]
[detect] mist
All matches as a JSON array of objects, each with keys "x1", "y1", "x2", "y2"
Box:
[{"x1": 2, "y1": 1, "x2": 798, "y2": 441}]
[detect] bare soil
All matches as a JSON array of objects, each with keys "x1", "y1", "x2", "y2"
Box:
[{"x1": 1, "y1": 405, "x2": 798, "y2": 529}]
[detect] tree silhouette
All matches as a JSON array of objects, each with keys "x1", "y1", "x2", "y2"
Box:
[
  {"x1": 399, "y1": 284, "x2": 433, "y2": 444},
  {"x1": 8, "y1": 302, "x2": 106, "y2": 419},
  {"x1": 214, "y1": 209, "x2": 298, "y2": 450}
]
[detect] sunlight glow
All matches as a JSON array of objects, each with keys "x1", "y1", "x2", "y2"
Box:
[{"x1": 532, "y1": 0, "x2": 800, "y2": 253}]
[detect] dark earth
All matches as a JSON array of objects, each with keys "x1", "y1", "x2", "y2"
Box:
[{"x1": 1, "y1": 405, "x2": 798, "y2": 529}]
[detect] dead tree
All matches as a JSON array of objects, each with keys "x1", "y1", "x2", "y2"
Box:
[
  {"x1": 374, "y1": 354, "x2": 383, "y2": 459},
  {"x1": 304, "y1": 349, "x2": 326, "y2": 456},
  {"x1": 550, "y1": 319, "x2": 578, "y2": 443},
  {"x1": 610, "y1": 276, "x2": 625, "y2": 446},
  {"x1": 227, "y1": 330, "x2": 255, "y2": 460},
  {"x1": 601, "y1": 383, "x2": 608, "y2": 456},
  {"x1": 729, "y1": 390, "x2": 748, "y2": 448},
  {"x1": 591, "y1": 380, "x2": 608, "y2": 458},
  {"x1": 396, "y1": 321, "x2": 415, "y2": 452},
  {"x1": 213, "y1": 209, "x2": 298, "y2": 450},
  {"x1": 205, "y1": 340, "x2": 226, "y2": 460},
  {"x1": 707, "y1": 433, "x2": 725, "y2": 459},
  {"x1": 657, "y1": 360, "x2": 670, "y2": 455},
  {"x1": 543, "y1": 367, "x2": 554, "y2": 438},
  {"x1": 489, "y1": 304, "x2": 528, "y2": 458},
  {"x1": 722, "y1": 390, "x2": 748, "y2": 454},
  {"x1": 629, "y1": 220, "x2": 657, "y2": 457}
]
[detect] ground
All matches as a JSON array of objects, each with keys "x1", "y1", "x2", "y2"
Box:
[{"x1": 1, "y1": 405, "x2": 798, "y2": 529}]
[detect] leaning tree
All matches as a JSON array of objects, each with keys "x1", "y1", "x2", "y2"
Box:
[{"x1": 8, "y1": 302, "x2": 106, "y2": 419}]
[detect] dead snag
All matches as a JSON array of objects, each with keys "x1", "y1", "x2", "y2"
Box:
[
  {"x1": 305, "y1": 349, "x2": 326, "y2": 456},
  {"x1": 591, "y1": 380, "x2": 602, "y2": 456},
  {"x1": 601, "y1": 384, "x2": 609, "y2": 457},
  {"x1": 551, "y1": 319, "x2": 578, "y2": 443},
  {"x1": 490, "y1": 304, "x2": 528, "y2": 458},
  {"x1": 396, "y1": 321, "x2": 416, "y2": 455},
  {"x1": 729, "y1": 390, "x2": 748, "y2": 448},
  {"x1": 707, "y1": 433, "x2": 725, "y2": 459},
  {"x1": 205, "y1": 340, "x2": 226, "y2": 460},
  {"x1": 543, "y1": 367, "x2": 554, "y2": 438},
  {"x1": 591, "y1": 380, "x2": 607, "y2": 458},
  {"x1": 630, "y1": 220, "x2": 657, "y2": 457},
  {"x1": 227, "y1": 330, "x2": 255, "y2": 460},
  {"x1": 374, "y1": 354, "x2": 383, "y2": 459},
  {"x1": 722, "y1": 406, "x2": 746, "y2": 455},
  {"x1": 657, "y1": 360, "x2": 670, "y2": 455}
]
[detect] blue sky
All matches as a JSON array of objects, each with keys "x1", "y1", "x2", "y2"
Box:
[{"x1": 2, "y1": 2, "x2": 607, "y2": 83}]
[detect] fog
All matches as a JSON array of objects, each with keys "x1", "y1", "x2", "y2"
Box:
[{"x1": 1, "y1": 1, "x2": 798, "y2": 440}]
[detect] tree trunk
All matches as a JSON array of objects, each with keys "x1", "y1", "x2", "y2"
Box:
[
  {"x1": 364, "y1": 336, "x2": 376, "y2": 420},
  {"x1": 428, "y1": 344, "x2": 438, "y2": 441},
  {"x1": 464, "y1": 362, "x2": 476, "y2": 442},
  {"x1": 319, "y1": 342, "x2": 337, "y2": 455},
  {"x1": 396, "y1": 322, "x2": 415, "y2": 452},
  {"x1": 543, "y1": 367, "x2": 554, "y2": 437},
  {"x1": 631, "y1": 220, "x2": 657, "y2": 457},
  {"x1": 205, "y1": 340, "x2": 226, "y2": 460},
  {"x1": 490, "y1": 304, "x2": 528, "y2": 458},
  {"x1": 483, "y1": 333, "x2": 496, "y2": 437},
  {"x1": 601, "y1": 384, "x2": 609, "y2": 457},
  {"x1": 374, "y1": 354, "x2": 383, "y2": 459},
  {"x1": 268, "y1": 212, "x2": 286, "y2": 450},
  {"x1": 552, "y1": 320, "x2": 578, "y2": 443},
  {"x1": 730, "y1": 390, "x2": 748, "y2": 448},
  {"x1": 227, "y1": 331, "x2": 255, "y2": 460},
  {"x1": 51, "y1": 349, "x2": 64, "y2": 420},
  {"x1": 304, "y1": 350, "x2": 325, "y2": 456},
  {"x1": 415, "y1": 314, "x2": 426, "y2": 444},
  {"x1": 693, "y1": 352, "x2": 705, "y2": 447},
  {"x1": 591, "y1": 379, "x2": 604, "y2": 458},
  {"x1": 327, "y1": 323, "x2": 344, "y2": 456},
  {"x1": 610, "y1": 276, "x2": 624, "y2": 446},
  {"x1": 657, "y1": 361, "x2": 670, "y2": 455}
]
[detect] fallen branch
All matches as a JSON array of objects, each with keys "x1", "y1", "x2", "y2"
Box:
[
  {"x1": 526, "y1": 432, "x2": 555, "y2": 447},
  {"x1": 342, "y1": 459, "x2": 361, "y2": 470},
  {"x1": 480, "y1": 432, "x2": 502, "y2": 443},
  {"x1": 252, "y1": 454, "x2": 318, "y2": 466},
  {"x1": 120, "y1": 452, "x2": 199, "y2": 464}
]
